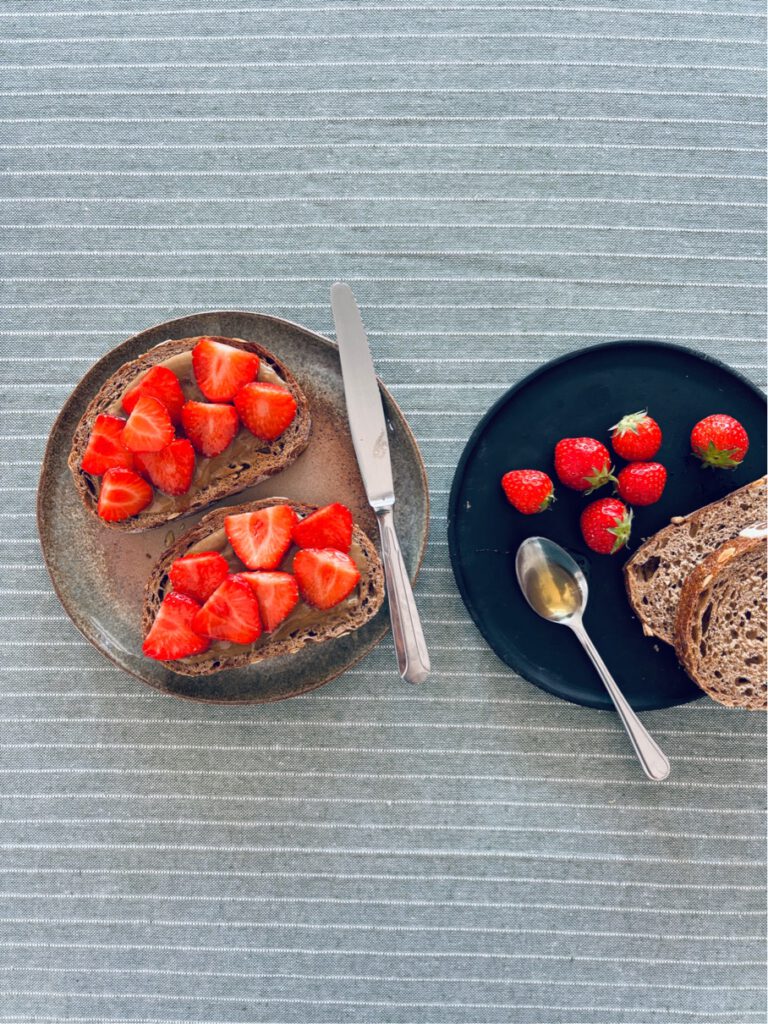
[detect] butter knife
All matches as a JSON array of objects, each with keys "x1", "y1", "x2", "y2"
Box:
[{"x1": 331, "y1": 282, "x2": 430, "y2": 684}]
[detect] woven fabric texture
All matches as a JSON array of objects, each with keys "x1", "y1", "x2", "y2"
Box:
[{"x1": 0, "y1": 1, "x2": 765, "y2": 1022}]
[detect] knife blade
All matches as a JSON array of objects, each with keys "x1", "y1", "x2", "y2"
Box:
[
  {"x1": 331, "y1": 282, "x2": 430, "y2": 684},
  {"x1": 330, "y1": 282, "x2": 394, "y2": 509}
]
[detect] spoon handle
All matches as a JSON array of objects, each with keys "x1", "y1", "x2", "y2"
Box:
[{"x1": 571, "y1": 621, "x2": 671, "y2": 782}]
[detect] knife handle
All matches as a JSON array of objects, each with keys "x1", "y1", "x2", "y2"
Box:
[{"x1": 375, "y1": 507, "x2": 430, "y2": 684}]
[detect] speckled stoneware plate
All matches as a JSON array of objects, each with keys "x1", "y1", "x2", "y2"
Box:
[{"x1": 38, "y1": 311, "x2": 429, "y2": 703}]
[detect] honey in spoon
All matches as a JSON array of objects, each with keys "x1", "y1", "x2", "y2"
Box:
[{"x1": 523, "y1": 560, "x2": 582, "y2": 621}]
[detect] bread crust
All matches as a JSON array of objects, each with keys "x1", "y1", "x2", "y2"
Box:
[
  {"x1": 142, "y1": 497, "x2": 386, "y2": 677},
  {"x1": 67, "y1": 336, "x2": 312, "y2": 532},
  {"x1": 674, "y1": 534, "x2": 767, "y2": 710},
  {"x1": 624, "y1": 476, "x2": 767, "y2": 644}
]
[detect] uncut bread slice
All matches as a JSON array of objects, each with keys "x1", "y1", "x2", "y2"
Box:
[
  {"x1": 674, "y1": 534, "x2": 767, "y2": 710},
  {"x1": 68, "y1": 336, "x2": 312, "y2": 532},
  {"x1": 624, "y1": 476, "x2": 767, "y2": 645},
  {"x1": 142, "y1": 497, "x2": 385, "y2": 677}
]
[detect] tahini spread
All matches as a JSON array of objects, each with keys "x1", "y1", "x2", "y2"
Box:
[{"x1": 88, "y1": 346, "x2": 289, "y2": 515}]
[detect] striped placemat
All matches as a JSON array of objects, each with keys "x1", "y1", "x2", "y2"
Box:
[{"x1": 0, "y1": 2, "x2": 765, "y2": 1022}]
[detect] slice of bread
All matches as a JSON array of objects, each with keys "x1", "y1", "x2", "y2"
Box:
[
  {"x1": 68, "y1": 336, "x2": 311, "y2": 532},
  {"x1": 674, "y1": 533, "x2": 767, "y2": 710},
  {"x1": 142, "y1": 497, "x2": 385, "y2": 677},
  {"x1": 624, "y1": 476, "x2": 767, "y2": 645}
]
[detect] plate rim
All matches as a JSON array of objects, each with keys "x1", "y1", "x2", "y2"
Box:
[
  {"x1": 447, "y1": 337, "x2": 767, "y2": 710},
  {"x1": 37, "y1": 309, "x2": 430, "y2": 703}
]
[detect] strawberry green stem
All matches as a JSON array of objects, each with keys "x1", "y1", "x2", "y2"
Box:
[
  {"x1": 538, "y1": 490, "x2": 556, "y2": 512},
  {"x1": 608, "y1": 507, "x2": 633, "y2": 554},
  {"x1": 610, "y1": 409, "x2": 647, "y2": 436},
  {"x1": 584, "y1": 465, "x2": 618, "y2": 494},
  {"x1": 694, "y1": 441, "x2": 743, "y2": 469}
]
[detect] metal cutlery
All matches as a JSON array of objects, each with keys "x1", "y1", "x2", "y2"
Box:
[{"x1": 331, "y1": 282, "x2": 430, "y2": 685}]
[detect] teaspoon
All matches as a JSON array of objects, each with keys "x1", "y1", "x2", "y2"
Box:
[{"x1": 515, "y1": 536, "x2": 670, "y2": 782}]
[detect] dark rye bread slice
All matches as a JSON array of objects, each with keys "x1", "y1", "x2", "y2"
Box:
[
  {"x1": 674, "y1": 534, "x2": 767, "y2": 710},
  {"x1": 142, "y1": 497, "x2": 385, "y2": 677},
  {"x1": 68, "y1": 336, "x2": 311, "y2": 532},
  {"x1": 624, "y1": 477, "x2": 767, "y2": 645}
]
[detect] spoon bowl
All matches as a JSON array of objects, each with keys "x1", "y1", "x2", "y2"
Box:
[{"x1": 515, "y1": 536, "x2": 587, "y2": 624}]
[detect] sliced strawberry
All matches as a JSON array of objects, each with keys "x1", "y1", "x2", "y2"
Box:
[
  {"x1": 121, "y1": 393, "x2": 174, "y2": 453},
  {"x1": 181, "y1": 400, "x2": 240, "y2": 458},
  {"x1": 81, "y1": 414, "x2": 135, "y2": 475},
  {"x1": 96, "y1": 466, "x2": 153, "y2": 522},
  {"x1": 192, "y1": 574, "x2": 263, "y2": 644},
  {"x1": 293, "y1": 548, "x2": 360, "y2": 610},
  {"x1": 224, "y1": 505, "x2": 298, "y2": 570},
  {"x1": 192, "y1": 337, "x2": 260, "y2": 402},
  {"x1": 234, "y1": 381, "x2": 297, "y2": 441},
  {"x1": 169, "y1": 551, "x2": 231, "y2": 604},
  {"x1": 241, "y1": 571, "x2": 300, "y2": 632},
  {"x1": 134, "y1": 438, "x2": 195, "y2": 496},
  {"x1": 122, "y1": 365, "x2": 186, "y2": 425},
  {"x1": 292, "y1": 503, "x2": 353, "y2": 553},
  {"x1": 143, "y1": 592, "x2": 210, "y2": 661}
]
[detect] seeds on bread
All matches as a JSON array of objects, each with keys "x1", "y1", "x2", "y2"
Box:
[
  {"x1": 674, "y1": 534, "x2": 767, "y2": 710},
  {"x1": 68, "y1": 336, "x2": 311, "y2": 532},
  {"x1": 623, "y1": 477, "x2": 767, "y2": 645},
  {"x1": 142, "y1": 498, "x2": 385, "y2": 677}
]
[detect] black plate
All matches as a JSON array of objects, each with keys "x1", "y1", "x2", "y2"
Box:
[{"x1": 447, "y1": 340, "x2": 767, "y2": 711}]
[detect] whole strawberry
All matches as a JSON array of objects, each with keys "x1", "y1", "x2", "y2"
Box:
[
  {"x1": 554, "y1": 437, "x2": 615, "y2": 493},
  {"x1": 610, "y1": 409, "x2": 662, "y2": 460},
  {"x1": 580, "y1": 497, "x2": 633, "y2": 555},
  {"x1": 691, "y1": 414, "x2": 749, "y2": 469},
  {"x1": 501, "y1": 469, "x2": 555, "y2": 514},
  {"x1": 616, "y1": 462, "x2": 667, "y2": 506}
]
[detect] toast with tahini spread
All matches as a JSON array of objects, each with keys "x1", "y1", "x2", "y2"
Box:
[
  {"x1": 674, "y1": 532, "x2": 767, "y2": 710},
  {"x1": 623, "y1": 477, "x2": 767, "y2": 645},
  {"x1": 142, "y1": 498, "x2": 385, "y2": 677},
  {"x1": 68, "y1": 336, "x2": 311, "y2": 532}
]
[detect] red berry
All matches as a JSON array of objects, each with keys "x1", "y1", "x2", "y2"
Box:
[
  {"x1": 224, "y1": 505, "x2": 298, "y2": 570},
  {"x1": 240, "y1": 571, "x2": 300, "y2": 633},
  {"x1": 610, "y1": 409, "x2": 662, "y2": 461},
  {"x1": 181, "y1": 400, "x2": 240, "y2": 458},
  {"x1": 143, "y1": 592, "x2": 210, "y2": 661},
  {"x1": 122, "y1": 366, "x2": 186, "y2": 425},
  {"x1": 234, "y1": 381, "x2": 298, "y2": 441},
  {"x1": 81, "y1": 414, "x2": 135, "y2": 476},
  {"x1": 690, "y1": 414, "x2": 749, "y2": 469},
  {"x1": 96, "y1": 467, "x2": 153, "y2": 522},
  {"x1": 554, "y1": 437, "x2": 616, "y2": 493},
  {"x1": 134, "y1": 438, "x2": 195, "y2": 496},
  {"x1": 293, "y1": 548, "x2": 361, "y2": 610},
  {"x1": 580, "y1": 497, "x2": 633, "y2": 555},
  {"x1": 501, "y1": 470, "x2": 555, "y2": 515},
  {"x1": 292, "y1": 503, "x2": 354, "y2": 552},
  {"x1": 192, "y1": 338, "x2": 260, "y2": 403},
  {"x1": 169, "y1": 551, "x2": 231, "y2": 605},
  {"x1": 192, "y1": 574, "x2": 263, "y2": 645},
  {"x1": 121, "y1": 393, "x2": 174, "y2": 453},
  {"x1": 616, "y1": 462, "x2": 667, "y2": 506}
]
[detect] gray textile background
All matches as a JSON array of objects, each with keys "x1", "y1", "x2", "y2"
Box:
[{"x1": 0, "y1": 1, "x2": 766, "y2": 1022}]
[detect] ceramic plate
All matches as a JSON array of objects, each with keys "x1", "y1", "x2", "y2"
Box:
[
  {"x1": 38, "y1": 311, "x2": 429, "y2": 703},
  {"x1": 447, "y1": 340, "x2": 767, "y2": 711}
]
